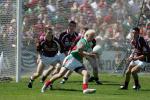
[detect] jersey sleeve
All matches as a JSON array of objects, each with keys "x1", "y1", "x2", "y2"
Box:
[
  {"x1": 36, "y1": 40, "x2": 44, "y2": 52},
  {"x1": 69, "y1": 36, "x2": 81, "y2": 51}
]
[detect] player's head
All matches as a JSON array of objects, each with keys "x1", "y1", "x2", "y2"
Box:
[
  {"x1": 131, "y1": 27, "x2": 140, "y2": 38},
  {"x1": 84, "y1": 29, "x2": 95, "y2": 41},
  {"x1": 68, "y1": 21, "x2": 76, "y2": 32},
  {"x1": 132, "y1": 27, "x2": 140, "y2": 34},
  {"x1": 45, "y1": 27, "x2": 53, "y2": 41}
]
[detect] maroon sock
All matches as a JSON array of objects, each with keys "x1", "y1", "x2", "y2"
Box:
[{"x1": 45, "y1": 80, "x2": 51, "y2": 87}]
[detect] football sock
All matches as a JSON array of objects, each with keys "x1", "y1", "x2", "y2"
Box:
[
  {"x1": 132, "y1": 73, "x2": 139, "y2": 86},
  {"x1": 124, "y1": 81, "x2": 129, "y2": 87},
  {"x1": 45, "y1": 80, "x2": 51, "y2": 87},
  {"x1": 30, "y1": 77, "x2": 34, "y2": 83},
  {"x1": 63, "y1": 77, "x2": 68, "y2": 81},
  {"x1": 82, "y1": 83, "x2": 88, "y2": 90}
]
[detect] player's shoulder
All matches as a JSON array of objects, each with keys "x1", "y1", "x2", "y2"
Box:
[
  {"x1": 59, "y1": 31, "x2": 68, "y2": 38},
  {"x1": 74, "y1": 32, "x2": 78, "y2": 35},
  {"x1": 40, "y1": 39, "x2": 46, "y2": 45},
  {"x1": 78, "y1": 38, "x2": 86, "y2": 44},
  {"x1": 60, "y1": 31, "x2": 67, "y2": 36},
  {"x1": 75, "y1": 36, "x2": 81, "y2": 40}
]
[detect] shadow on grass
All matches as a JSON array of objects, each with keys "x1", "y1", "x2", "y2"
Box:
[
  {"x1": 102, "y1": 83, "x2": 120, "y2": 86},
  {"x1": 103, "y1": 80, "x2": 120, "y2": 85},
  {"x1": 89, "y1": 80, "x2": 120, "y2": 86},
  {"x1": 112, "y1": 93, "x2": 126, "y2": 95},
  {"x1": 52, "y1": 88, "x2": 82, "y2": 92},
  {"x1": 140, "y1": 89, "x2": 150, "y2": 91},
  {"x1": 58, "y1": 80, "x2": 120, "y2": 86},
  {"x1": 65, "y1": 81, "x2": 83, "y2": 83}
]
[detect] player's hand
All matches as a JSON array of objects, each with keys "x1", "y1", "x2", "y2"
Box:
[
  {"x1": 127, "y1": 57, "x2": 133, "y2": 62},
  {"x1": 88, "y1": 53, "x2": 97, "y2": 58},
  {"x1": 132, "y1": 57, "x2": 138, "y2": 61}
]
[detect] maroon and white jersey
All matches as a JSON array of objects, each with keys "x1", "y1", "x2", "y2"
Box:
[
  {"x1": 131, "y1": 36, "x2": 150, "y2": 62},
  {"x1": 59, "y1": 31, "x2": 78, "y2": 53},
  {"x1": 36, "y1": 37, "x2": 60, "y2": 57}
]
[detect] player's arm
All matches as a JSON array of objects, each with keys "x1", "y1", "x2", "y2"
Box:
[
  {"x1": 128, "y1": 50, "x2": 144, "y2": 61},
  {"x1": 36, "y1": 40, "x2": 43, "y2": 63},
  {"x1": 133, "y1": 55, "x2": 144, "y2": 61},
  {"x1": 36, "y1": 40, "x2": 42, "y2": 52},
  {"x1": 68, "y1": 36, "x2": 81, "y2": 54},
  {"x1": 59, "y1": 33, "x2": 66, "y2": 53},
  {"x1": 127, "y1": 50, "x2": 134, "y2": 61},
  {"x1": 77, "y1": 42, "x2": 96, "y2": 58}
]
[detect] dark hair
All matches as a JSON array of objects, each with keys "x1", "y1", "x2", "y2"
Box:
[
  {"x1": 133, "y1": 27, "x2": 140, "y2": 33},
  {"x1": 69, "y1": 21, "x2": 76, "y2": 26}
]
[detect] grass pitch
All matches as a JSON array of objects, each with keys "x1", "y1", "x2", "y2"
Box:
[{"x1": 0, "y1": 73, "x2": 150, "y2": 100}]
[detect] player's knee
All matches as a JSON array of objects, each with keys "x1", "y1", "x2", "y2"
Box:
[
  {"x1": 51, "y1": 66, "x2": 55, "y2": 71},
  {"x1": 131, "y1": 71, "x2": 138, "y2": 78},
  {"x1": 35, "y1": 72, "x2": 42, "y2": 77},
  {"x1": 55, "y1": 69, "x2": 60, "y2": 74},
  {"x1": 92, "y1": 67, "x2": 98, "y2": 71},
  {"x1": 131, "y1": 69, "x2": 137, "y2": 74},
  {"x1": 126, "y1": 70, "x2": 131, "y2": 75}
]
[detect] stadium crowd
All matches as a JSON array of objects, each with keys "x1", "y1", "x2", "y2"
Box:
[{"x1": 21, "y1": 0, "x2": 150, "y2": 48}]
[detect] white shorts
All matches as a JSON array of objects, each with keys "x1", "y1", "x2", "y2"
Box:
[
  {"x1": 57, "y1": 52, "x2": 66, "y2": 64},
  {"x1": 63, "y1": 54, "x2": 83, "y2": 71},
  {"x1": 40, "y1": 54, "x2": 60, "y2": 67},
  {"x1": 129, "y1": 60, "x2": 150, "y2": 69}
]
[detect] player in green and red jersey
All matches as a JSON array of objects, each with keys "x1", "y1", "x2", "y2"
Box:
[{"x1": 41, "y1": 29, "x2": 97, "y2": 94}]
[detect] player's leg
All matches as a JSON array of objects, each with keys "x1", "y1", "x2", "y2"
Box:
[
  {"x1": 120, "y1": 61, "x2": 135, "y2": 89},
  {"x1": 28, "y1": 60, "x2": 44, "y2": 88},
  {"x1": 36, "y1": 54, "x2": 40, "y2": 64},
  {"x1": 131, "y1": 66, "x2": 141, "y2": 90},
  {"x1": 40, "y1": 65, "x2": 55, "y2": 83},
  {"x1": 131, "y1": 61, "x2": 144, "y2": 90},
  {"x1": 60, "y1": 70, "x2": 73, "y2": 84},
  {"x1": 51, "y1": 63, "x2": 61, "y2": 75},
  {"x1": 41, "y1": 67, "x2": 68, "y2": 92},
  {"x1": 41, "y1": 53, "x2": 65, "y2": 83},
  {"x1": 88, "y1": 57, "x2": 102, "y2": 84},
  {"x1": 75, "y1": 67, "x2": 96, "y2": 94},
  {"x1": 53, "y1": 52, "x2": 66, "y2": 76},
  {"x1": 58, "y1": 52, "x2": 70, "y2": 84}
]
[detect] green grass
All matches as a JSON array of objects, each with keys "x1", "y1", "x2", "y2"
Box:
[{"x1": 0, "y1": 73, "x2": 150, "y2": 100}]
